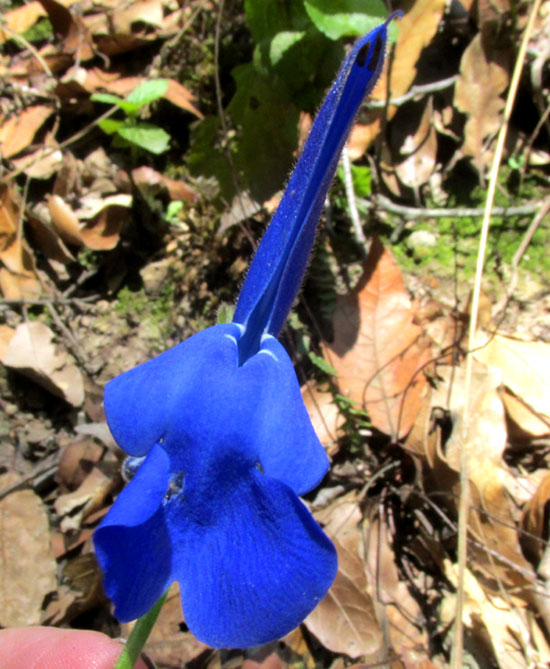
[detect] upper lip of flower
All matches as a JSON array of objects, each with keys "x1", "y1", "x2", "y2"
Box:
[
  {"x1": 93, "y1": 12, "x2": 400, "y2": 649},
  {"x1": 233, "y1": 10, "x2": 401, "y2": 364}
]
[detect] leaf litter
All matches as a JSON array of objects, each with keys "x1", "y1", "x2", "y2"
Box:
[{"x1": 0, "y1": 0, "x2": 550, "y2": 666}]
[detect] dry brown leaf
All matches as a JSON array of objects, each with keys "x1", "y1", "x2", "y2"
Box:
[
  {"x1": 0, "y1": 183, "x2": 40, "y2": 298},
  {"x1": 435, "y1": 361, "x2": 536, "y2": 589},
  {"x1": 0, "y1": 1, "x2": 47, "y2": 43},
  {"x1": 394, "y1": 97, "x2": 437, "y2": 191},
  {"x1": 0, "y1": 325, "x2": 15, "y2": 360},
  {"x1": 454, "y1": 32, "x2": 509, "y2": 170},
  {"x1": 0, "y1": 106, "x2": 54, "y2": 159},
  {"x1": 80, "y1": 202, "x2": 129, "y2": 250},
  {"x1": 48, "y1": 194, "x2": 83, "y2": 246},
  {"x1": 502, "y1": 389, "x2": 550, "y2": 439},
  {"x1": 55, "y1": 463, "x2": 118, "y2": 531},
  {"x1": 521, "y1": 471, "x2": 550, "y2": 568},
  {"x1": 111, "y1": 0, "x2": 164, "y2": 33},
  {"x1": 84, "y1": 70, "x2": 144, "y2": 96},
  {"x1": 2, "y1": 321, "x2": 85, "y2": 407},
  {"x1": 301, "y1": 382, "x2": 344, "y2": 457},
  {"x1": 315, "y1": 491, "x2": 362, "y2": 556},
  {"x1": 365, "y1": 517, "x2": 428, "y2": 660},
  {"x1": 0, "y1": 266, "x2": 41, "y2": 300},
  {"x1": 473, "y1": 333, "x2": 550, "y2": 421},
  {"x1": 348, "y1": 0, "x2": 446, "y2": 158},
  {"x1": 58, "y1": 439, "x2": 105, "y2": 490},
  {"x1": 26, "y1": 213, "x2": 75, "y2": 264},
  {"x1": 242, "y1": 653, "x2": 286, "y2": 669},
  {"x1": 164, "y1": 79, "x2": 203, "y2": 118},
  {"x1": 0, "y1": 182, "x2": 25, "y2": 273},
  {"x1": 305, "y1": 539, "x2": 382, "y2": 657},
  {"x1": 0, "y1": 472, "x2": 57, "y2": 626},
  {"x1": 132, "y1": 166, "x2": 196, "y2": 203},
  {"x1": 441, "y1": 562, "x2": 532, "y2": 669},
  {"x1": 38, "y1": 0, "x2": 95, "y2": 60},
  {"x1": 48, "y1": 193, "x2": 130, "y2": 250},
  {"x1": 324, "y1": 236, "x2": 431, "y2": 440},
  {"x1": 10, "y1": 147, "x2": 64, "y2": 179}
]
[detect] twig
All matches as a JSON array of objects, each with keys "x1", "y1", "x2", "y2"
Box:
[
  {"x1": 4, "y1": 106, "x2": 118, "y2": 181},
  {"x1": 364, "y1": 75, "x2": 458, "y2": 110},
  {"x1": 521, "y1": 97, "x2": 550, "y2": 186},
  {"x1": 363, "y1": 194, "x2": 537, "y2": 220},
  {"x1": 453, "y1": 2, "x2": 543, "y2": 666},
  {"x1": 0, "y1": 463, "x2": 58, "y2": 502},
  {"x1": 0, "y1": 295, "x2": 99, "y2": 307},
  {"x1": 497, "y1": 196, "x2": 550, "y2": 314},
  {"x1": 0, "y1": 20, "x2": 53, "y2": 77},
  {"x1": 341, "y1": 144, "x2": 367, "y2": 255}
]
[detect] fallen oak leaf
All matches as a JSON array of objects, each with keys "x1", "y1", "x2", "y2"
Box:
[
  {"x1": 324, "y1": 236, "x2": 431, "y2": 440},
  {"x1": 1, "y1": 321, "x2": 84, "y2": 407}
]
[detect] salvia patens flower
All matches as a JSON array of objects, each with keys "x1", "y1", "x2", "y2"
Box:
[{"x1": 94, "y1": 12, "x2": 400, "y2": 650}]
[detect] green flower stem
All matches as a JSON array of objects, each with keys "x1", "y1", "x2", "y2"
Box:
[{"x1": 114, "y1": 591, "x2": 168, "y2": 669}]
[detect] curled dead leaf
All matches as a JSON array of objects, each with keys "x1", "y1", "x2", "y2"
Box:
[
  {"x1": 454, "y1": 32, "x2": 509, "y2": 170},
  {"x1": 132, "y1": 166, "x2": 196, "y2": 203},
  {"x1": 1, "y1": 321, "x2": 85, "y2": 407},
  {"x1": 473, "y1": 332, "x2": 550, "y2": 422},
  {"x1": 0, "y1": 106, "x2": 54, "y2": 159},
  {"x1": 521, "y1": 471, "x2": 550, "y2": 569},
  {"x1": 301, "y1": 382, "x2": 344, "y2": 457}
]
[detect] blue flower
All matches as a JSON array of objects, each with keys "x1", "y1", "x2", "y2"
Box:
[{"x1": 94, "y1": 13, "x2": 400, "y2": 650}]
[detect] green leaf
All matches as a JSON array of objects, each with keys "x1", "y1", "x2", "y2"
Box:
[
  {"x1": 165, "y1": 200, "x2": 184, "y2": 222},
  {"x1": 244, "y1": 0, "x2": 309, "y2": 42},
  {"x1": 91, "y1": 92, "x2": 125, "y2": 106},
  {"x1": 126, "y1": 79, "x2": 169, "y2": 109},
  {"x1": 228, "y1": 63, "x2": 299, "y2": 202},
  {"x1": 338, "y1": 163, "x2": 372, "y2": 197},
  {"x1": 216, "y1": 303, "x2": 235, "y2": 324},
  {"x1": 91, "y1": 93, "x2": 140, "y2": 116},
  {"x1": 253, "y1": 27, "x2": 343, "y2": 111},
  {"x1": 268, "y1": 30, "x2": 306, "y2": 66},
  {"x1": 117, "y1": 123, "x2": 171, "y2": 154},
  {"x1": 187, "y1": 116, "x2": 235, "y2": 203},
  {"x1": 98, "y1": 118, "x2": 124, "y2": 135},
  {"x1": 309, "y1": 352, "x2": 338, "y2": 376},
  {"x1": 303, "y1": 0, "x2": 388, "y2": 40}
]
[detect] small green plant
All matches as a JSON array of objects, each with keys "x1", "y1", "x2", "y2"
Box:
[{"x1": 91, "y1": 80, "x2": 171, "y2": 156}]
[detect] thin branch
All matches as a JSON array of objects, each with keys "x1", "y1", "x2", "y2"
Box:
[
  {"x1": 0, "y1": 295, "x2": 99, "y2": 307},
  {"x1": 363, "y1": 194, "x2": 537, "y2": 220},
  {"x1": 341, "y1": 144, "x2": 367, "y2": 255},
  {"x1": 0, "y1": 20, "x2": 53, "y2": 77},
  {"x1": 4, "y1": 106, "x2": 118, "y2": 181},
  {"x1": 364, "y1": 75, "x2": 458, "y2": 110}
]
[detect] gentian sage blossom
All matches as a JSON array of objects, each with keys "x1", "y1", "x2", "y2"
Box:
[{"x1": 94, "y1": 13, "x2": 400, "y2": 650}]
